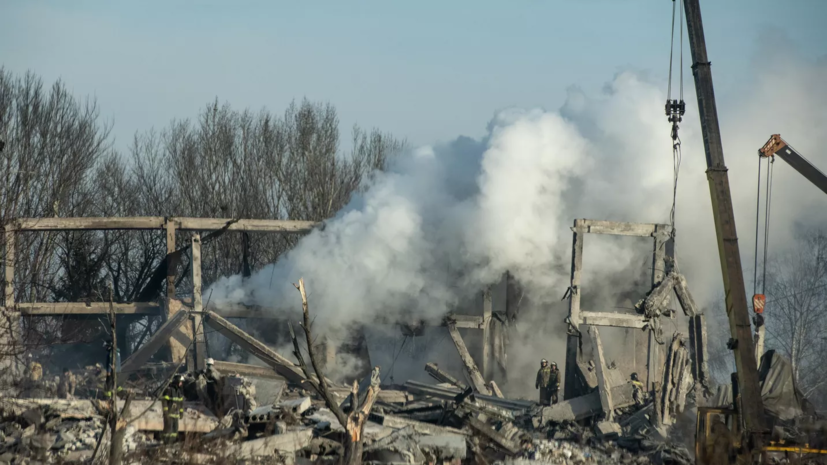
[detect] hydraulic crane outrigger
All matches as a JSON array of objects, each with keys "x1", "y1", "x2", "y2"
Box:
[{"x1": 681, "y1": 0, "x2": 769, "y2": 457}]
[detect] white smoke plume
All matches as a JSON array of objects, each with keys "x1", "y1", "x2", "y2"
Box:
[{"x1": 208, "y1": 33, "x2": 827, "y2": 392}]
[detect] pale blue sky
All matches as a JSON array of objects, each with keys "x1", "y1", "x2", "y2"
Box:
[{"x1": 1, "y1": 1, "x2": 825, "y2": 151}]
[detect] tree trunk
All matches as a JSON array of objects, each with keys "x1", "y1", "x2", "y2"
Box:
[
  {"x1": 343, "y1": 437, "x2": 364, "y2": 465},
  {"x1": 109, "y1": 394, "x2": 132, "y2": 465}
]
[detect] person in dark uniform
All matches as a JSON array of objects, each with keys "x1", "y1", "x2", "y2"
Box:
[
  {"x1": 103, "y1": 339, "x2": 122, "y2": 399},
  {"x1": 535, "y1": 359, "x2": 560, "y2": 406},
  {"x1": 162, "y1": 375, "x2": 185, "y2": 444},
  {"x1": 548, "y1": 361, "x2": 560, "y2": 404},
  {"x1": 204, "y1": 358, "x2": 222, "y2": 413}
]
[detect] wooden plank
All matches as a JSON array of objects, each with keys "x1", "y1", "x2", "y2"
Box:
[
  {"x1": 191, "y1": 234, "x2": 206, "y2": 371},
  {"x1": 573, "y1": 219, "x2": 670, "y2": 237},
  {"x1": 120, "y1": 309, "x2": 191, "y2": 373},
  {"x1": 482, "y1": 287, "x2": 492, "y2": 380},
  {"x1": 580, "y1": 311, "x2": 647, "y2": 329},
  {"x1": 589, "y1": 326, "x2": 614, "y2": 420},
  {"x1": 204, "y1": 311, "x2": 308, "y2": 386},
  {"x1": 17, "y1": 302, "x2": 162, "y2": 315},
  {"x1": 3, "y1": 227, "x2": 13, "y2": 308},
  {"x1": 446, "y1": 324, "x2": 491, "y2": 395},
  {"x1": 11, "y1": 217, "x2": 317, "y2": 232},
  {"x1": 165, "y1": 219, "x2": 176, "y2": 299}
]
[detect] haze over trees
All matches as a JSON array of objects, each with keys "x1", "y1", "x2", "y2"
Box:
[{"x1": 0, "y1": 68, "x2": 405, "y2": 361}]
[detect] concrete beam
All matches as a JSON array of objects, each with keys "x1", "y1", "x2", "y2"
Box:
[
  {"x1": 540, "y1": 383, "x2": 635, "y2": 423},
  {"x1": 674, "y1": 273, "x2": 699, "y2": 317},
  {"x1": 589, "y1": 326, "x2": 614, "y2": 420},
  {"x1": 204, "y1": 311, "x2": 308, "y2": 386},
  {"x1": 4, "y1": 227, "x2": 14, "y2": 308},
  {"x1": 15, "y1": 302, "x2": 162, "y2": 316},
  {"x1": 213, "y1": 361, "x2": 284, "y2": 379},
  {"x1": 689, "y1": 314, "x2": 712, "y2": 398},
  {"x1": 482, "y1": 287, "x2": 492, "y2": 379},
  {"x1": 120, "y1": 309, "x2": 191, "y2": 373},
  {"x1": 446, "y1": 324, "x2": 491, "y2": 395},
  {"x1": 579, "y1": 311, "x2": 647, "y2": 329},
  {"x1": 10, "y1": 217, "x2": 316, "y2": 233},
  {"x1": 572, "y1": 219, "x2": 670, "y2": 237},
  {"x1": 424, "y1": 362, "x2": 467, "y2": 390},
  {"x1": 191, "y1": 234, "x2": 206, "y2": 372}
]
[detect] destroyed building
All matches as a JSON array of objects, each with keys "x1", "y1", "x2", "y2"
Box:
[{"x1": 0, "y1": 216, "x2": 725, "y2": 464}]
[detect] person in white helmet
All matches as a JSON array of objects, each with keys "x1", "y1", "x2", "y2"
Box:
[
  {"x1": 204, "y1": 358, "x2": 222, "y2": 413},
  {"x1": 535, "y1": 359, "x2": 560, "y2": 406}
]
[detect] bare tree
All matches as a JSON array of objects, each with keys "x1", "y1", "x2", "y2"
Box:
[
  {"x1": 0, "y1": 69, "x2": 406, "y2": 375},
  {"x1": 290, "y1": 278, "x2": 379, "y2": 465},
  {"x1": 763, "y1": 230, "x2": 827, "y2": 405}
]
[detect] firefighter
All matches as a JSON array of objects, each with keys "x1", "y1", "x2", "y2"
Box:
[
  {"x1": 204, "y1": 358, "x2": 222, "y2": 413},
  {"x1": 549, "y1": 361, "x2": 561, "y2": 404},
  {"x1": 535, "y1": 359, "x2": 560, "y2": 406},
  {"x1": 103, "y1": 339, "x2": 122, "y2": 399},
  {"x1": 27, "y1": 354, "x2": 43, "y2": 382},
  {"x1": 57, "y1": 368, "x2": 76, "y2": 399},
  {"x1": 162, "y1": 375, "x2": 185, "y2": 444},
  {"x1": 631, "y1": 372, "x2": 646, "y2": 406}
]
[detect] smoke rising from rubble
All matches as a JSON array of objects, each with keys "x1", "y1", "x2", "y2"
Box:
[{"x1": 208, "y1": 35, "x2": 827, "y2": 390}]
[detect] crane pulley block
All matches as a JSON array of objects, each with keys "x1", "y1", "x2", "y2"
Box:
[
  {"x1": 759, "y1": 134, "x2": 786, "y2": 158},
  {"x1": 752, "y1": 294, "x2": 765, "y2": 314}
]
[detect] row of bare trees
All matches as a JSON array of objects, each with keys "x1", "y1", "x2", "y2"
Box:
[
  {"x1": 706, "y1": 229, "x2": 827, "y2": 410},
  {"x1": 0, "y1": 68, "x2": 405, "y2": 366}
]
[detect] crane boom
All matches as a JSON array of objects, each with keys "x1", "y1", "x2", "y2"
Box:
[
  {"x1": 759, "y1": 134, "x2": 827, "y2": 195},
  {"x1": 682, "y1": 0, "x2": 768, "y2": 440}
]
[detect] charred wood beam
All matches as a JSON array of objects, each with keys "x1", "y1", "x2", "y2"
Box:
[{"x1": 120, "y1": 310, "x2": 191, "y2": 373}]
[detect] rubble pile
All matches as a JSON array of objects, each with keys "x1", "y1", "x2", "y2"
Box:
[
  {"x1": 0, "y1": 360, "x2": 697, "y2": 465},
  {"x1": 0, "y1": 400, "x2": 148, "y2": 463}
]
